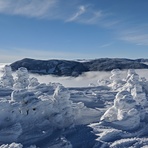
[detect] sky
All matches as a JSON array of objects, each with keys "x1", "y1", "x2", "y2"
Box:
[{"x1": 0, "y1": 0, "x2": 148, "y2": 63}]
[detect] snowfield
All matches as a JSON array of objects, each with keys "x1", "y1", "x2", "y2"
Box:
[{"x1": 0, "y1": 64, "x2": 148, "y2": 147}]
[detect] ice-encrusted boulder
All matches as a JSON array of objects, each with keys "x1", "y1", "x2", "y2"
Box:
[
  {"x1": 122, "y1": 71, "x2": 148, "y2": 107},
  {"x1": 0, "y1": 65, "x2": 14, "y2": 88},
  {"x1": 123, "y1": 73, "x2": 140, "y2": 92},
  {"x1": 11, "y1": 89, "x2": 37, "y2": 103},
  {"x1": 11, "y1": 80, "x2": 81, "y2": 128},
  {"x1": 53, "y1": 85, "x2": 74, "y2": 127},
  {"x1": 126, "y1": 69, "x2": 136, "y2": 81},
  {"x1": 131, "y1": 84, "x2": 147, "y2": 107},
  {"x1": 11, "y1": 89, "x2": 38, "y2": 117},
  {"x1": 100, "y1": 90, "x2": 141, "y2": 130},
  {"x1": 13, "y1": 67, "x2": 29, "y2": 89},
  {"x1": 109, "y1": 69, "x2": 125, "y2": 90},
  {"x1": 140, "y1": 77, "x2": 148, "y2": 95},
  {"x1": 28, "y1": 77, "x2": 40, "y2": 88},
  {"x1": 110, "y1": 69, "x2": 121, "y2": 82}
]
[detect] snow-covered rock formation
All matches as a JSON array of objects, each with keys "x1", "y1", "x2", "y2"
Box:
[
  {"x1": 131, "y1": 84, "x2": 147, "y2": 107},
  {"x1": 126, "y1": 69, "x2": 136, "y2": 81},
  {"x1": 109, "y1": 69, "x2": 125, "y2": 90},
  {"x1": 123, "y1": 73, "x2": 140, "y2": 92},
  {"x1": 122, "y1": 70, "x2": 148, "y2": 107},
  {"x1": 0, "y1": 65, "x2": 14, "y2": 88},
  {"x1": 28, "y1": 77, "x2": 40, "y2": 88},
  {"x1": 100, "y1": 90, "x2": 141, "y2": 130},
  {"x1": 100, "y1": 69, "x2": 148, "y2": 131},
  {"x1": 13, "y1": 67, "x2": 29, "y2": 89},
  {"x1": 53, "y1": 85, "x2": 74, "y2": 127}
]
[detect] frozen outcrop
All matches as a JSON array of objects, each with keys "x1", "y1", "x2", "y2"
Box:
[
  {"x1": 100, "y1": 90, "x2": 141, "y2": 130},
  {"x1": 109, "y1": 69, "x2": 125, "y2": 90},
  {"x1": 11, "y1": 89, "x2": 38, "y2": 117},
  {"x1": 0, "y1": 65, "x2": 14, "y2": 88},
  {"x1": 126, "y1": 69, "x2": 136, "y2": 81},
  {"x1": 122, "y1": 70, "x2": 148, "y2": 107},
  {"x1": 131, "y1": 84, "x2": 147, "y2": 107},
  {"x1": 110, "y1": 69, "x2": 121, "y2": 82},
  {"x1": 28, "y1": 77, "x2": 40, "y2": 88},
  {"x1": 11, "y1": 78, "x2": 77, "y2": 128},
  {"x1": 13, "y1": 67, "x2": 29, "y2": 89},
  {"x1": 53, "y1": 85, "x2": 74, "y2": 127},
  {"x1": 123, "y1": 70, "x2": 142, "y2": 92}
]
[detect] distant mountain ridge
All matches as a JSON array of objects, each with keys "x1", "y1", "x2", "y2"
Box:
[{"x1": 10, "y1": 58, "x2": 148, "y2": 76}]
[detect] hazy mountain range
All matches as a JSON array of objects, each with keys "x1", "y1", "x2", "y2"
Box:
[{"x1": 10, "y1": 58, "x2": 148, "y2": 76}]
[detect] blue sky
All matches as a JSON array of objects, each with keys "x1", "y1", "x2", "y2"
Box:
[{"x1": 0, "y1": 0, "x2": 148, "y2": 62}]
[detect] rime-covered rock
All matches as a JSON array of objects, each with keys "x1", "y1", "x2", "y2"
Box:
[
  {"x1": 0, "y1": 65, "x2": 14, "y2": 88},
  {"x1": 126, "y1": 69, "x2": 136, "y2": 81},
  {"x1": 100, "y1": 90, "x2": 141, "y2": 130},
  {"x1": 123, "y1": 71, "x2": 148, "y2": 107},
  {"x1": 53, "y1": 85, "x2": 74, "y2": 127},
  {"x1": 28, "y1": 77, "x2": 39, "y2": 88},
  {"x1": 131, "y1": 84, "x2": 147, "y2": 107},
  {"x1": 123, "y1": 73, "x2": 140, "y2": 92},
  {"x1": 13, "y1": 67, "x2": 29, "y2": 89},
  {"x1": 109, "y1": 69, "x2": 125, "y2": 90}
]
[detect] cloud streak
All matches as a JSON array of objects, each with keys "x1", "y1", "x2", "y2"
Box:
[
  {"x1": 99, "y1": 43, "x2": 113, "y2": 48},
  {"x1": 0, "y1": 0, "x2": 58, "y2": 18},
  {"x1": 66, "y1": 5, "x2": 105, "y2": 25},
  {"x1": 120, "y1": 28, "x2": 148, "y2": 46},
  {"x1": 67, "y1": 5, "x2": 86, "y2": 22},
  {"x1": 1, "y1": 0, "x2": 146, "y2": 48},
  {"x1": 0, "y1": 0, "x2": 109, "y2": 25}
]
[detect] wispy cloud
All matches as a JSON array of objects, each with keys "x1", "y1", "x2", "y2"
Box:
[
  {"x1": 120, "y1": 28, "x2": 148, "y2": 46},
  {"x1": 66, "y1": 5, "x2": 105, "y2": 25},
  {"x1": 99, "y1": 43, "x2": 113, "y2": 48},
  {"x1": 0, "y1": 0, "x2": 58, "y2": 19},
  {"x1": 67, "y1": 5, "x2": 86, "y2": 22},
  {"x1": 0, "y1": 0, "x2": 109, "y2": 25}
]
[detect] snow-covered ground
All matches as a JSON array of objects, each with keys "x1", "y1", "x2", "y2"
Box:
[{"x1": 0, "y1": 63, "x2": 148, "y2": 148}]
